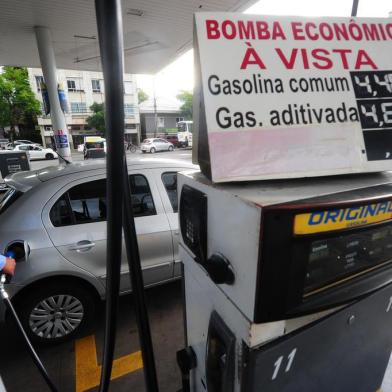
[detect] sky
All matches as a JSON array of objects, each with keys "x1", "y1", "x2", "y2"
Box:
[{"x1": 136, "y1": 0, "x2": 392, "y2": 103}]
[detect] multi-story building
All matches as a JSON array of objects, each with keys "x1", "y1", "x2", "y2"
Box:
[
  {"x1": 139, "y1": 97, "x2": 183, "y2": 140},
  {"x1": 28, "y1": 68, "x2": 140, "y2": 149}
]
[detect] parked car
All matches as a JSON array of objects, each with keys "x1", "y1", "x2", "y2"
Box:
[
  {"x1": 0, "y1": 139, "x2": 9, "y2": 150},
  {"x1": 141, "y1": 138, "x2": 174, "y2": 153},
  {"x1": 0, "y1": 158, "x2": 196, "y2": 344},
  {"x1": 14, "y1": 144, "x2": 58, "y2": 160},
  {"x1": 15, "y1": 140, "x2": 41, "y2": 146},
  {"x1": 6, "y1": 140, "x2": 40, "y2": 150},
  {"x1": 163, "y1": 134, "x2": 179, "y2": 147}
]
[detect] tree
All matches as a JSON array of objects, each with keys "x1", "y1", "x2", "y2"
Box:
[
  {"x1": 137, "y1": 88, "x2": 149, "y2": 104},
  {"x1": 0, "y1": 67, "x2": 41, "y2": 140},
  {"x1": 176, "y1": 90, "x2": 193, "y2": 119},
  {"x1": 86, "y1": 102, "x2": 105, "y2": 135}
]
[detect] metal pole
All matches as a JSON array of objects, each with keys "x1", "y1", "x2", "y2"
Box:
[
  {"x1": 94, "y1": 0, "x2": 125, "y2": 390},
  {"x1": 351, "y1": 0, "x2": 359, "y2": 16},
  {"x1": 153, "y1": 77, "x2": 158, "y2": 137},
  {"x1": 35, "y1": 26, "x2": 72, "y2": 161}
]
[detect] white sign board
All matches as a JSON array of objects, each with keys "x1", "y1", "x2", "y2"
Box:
[{"x1": 193, "y1": 14, "x2": 392, "y2": 182}]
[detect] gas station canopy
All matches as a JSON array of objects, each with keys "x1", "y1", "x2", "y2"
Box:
[{"x1": 0, "y1": 0, "x2": 255, "y2": 73}]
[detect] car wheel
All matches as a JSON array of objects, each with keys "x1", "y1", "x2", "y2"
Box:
[
  {"x1": 150, "y1": 147, "x2": 156, "y2": 154},
  {"x1": 45, "y1": 153, "x2": 54, "y2": 160},
  {"x1": 168, "y1": 145, "x2": 174, "y2": 151},
  {"x1": 15, "y1": 282, "x2": 96, "y2": 345}
]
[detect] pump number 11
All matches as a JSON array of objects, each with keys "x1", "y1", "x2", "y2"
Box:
[{"x1": 271, "y1": 348, "x2": 297, "y2": 380}]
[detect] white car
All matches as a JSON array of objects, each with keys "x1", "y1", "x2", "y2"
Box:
[
  {"x1": 6, "y1": 140, "x2": 40, "y2": 150},
  {"x1": 14, "y1": 144, "x2": 58, "y2": 160},
  {"x1": 141, "y1": 138, "x2": 174, "y2": 153}
]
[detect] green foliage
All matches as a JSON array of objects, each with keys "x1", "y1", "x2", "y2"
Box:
[
  {"x1": 176, "y1": 90, "x2": 193, "y2": 119},
  {"x1": 86, "y1": 102, "x2": 105, "y2": 135},
  {"x1": 137, "y1": 88, "x2": 149, "y2": 104},
  {"x1": 0, "y1": 67, "x2": 41, "y2": 139}
]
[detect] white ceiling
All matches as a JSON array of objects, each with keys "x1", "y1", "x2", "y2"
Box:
[{"x1": 0, "y1": 0, "x2": 256, "y2": 74}]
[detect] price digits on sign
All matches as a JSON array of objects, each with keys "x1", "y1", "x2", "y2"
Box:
[
  {"x1": 358, "y1": 99, "x2": 392, "y2": 129},
  {"x1": 352, "y1": 71, "x2": 392, "y2": 99},
  {"x1": 350, "y1": 71, "x2": 392, "y2": 162}
]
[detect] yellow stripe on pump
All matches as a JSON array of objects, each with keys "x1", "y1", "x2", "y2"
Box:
[{"x1": 294, "y1": 200, "x2": 392, "y2": 235}]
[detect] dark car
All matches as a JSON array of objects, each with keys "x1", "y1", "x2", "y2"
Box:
[{"x1": 163, "y1": 135, "x2": 179, "y2": 147}]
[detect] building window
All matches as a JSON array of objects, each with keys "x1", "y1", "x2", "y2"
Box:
[
  {"x1": 157, "y1": 117, "x2": 165, "y2": 128},
  {"x1": 176, "y1": 117, "x2": 184, "y2": 124},
  {"x1": 35, "y1": 76, "x2": 45, "y2": 91},
  {"x1": 124, "y1": 104, "x2": 135, "y2": 117},
  {"x1": 70, "y1": 102, "x2": 87, "y2": 113},
  {"x1": 124, "y1": 81, "x2": 133, "y2": 95},
  {"x1": 91, "y1": 79, "x2": 101, "y2": 93},
  {"x1": 67, "y1": 78, "x2": 83, "y2": 92}
]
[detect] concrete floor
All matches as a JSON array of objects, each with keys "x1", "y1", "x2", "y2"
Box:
[{"x1": 0, "y1": 281, "x2": 184, "y2": 392}]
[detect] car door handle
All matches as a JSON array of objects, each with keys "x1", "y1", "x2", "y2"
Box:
[{"x1": 69, "y1": 241, "x2": 96, "y2": 251}]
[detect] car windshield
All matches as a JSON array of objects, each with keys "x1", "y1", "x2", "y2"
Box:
[
  {"x1": 0, "y1": 187, "x2": 22, "y2": 215},
  {"x1": 143, "y1": 139, "x2": 151, "y2": 144},
  {"x1": 177, "y1": 122, "x2": 193, "y2": 133},
  {"x1": 85, "y1": 142, "x2": 104, "y2": 149}
]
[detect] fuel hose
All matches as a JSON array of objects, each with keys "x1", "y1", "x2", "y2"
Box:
[
  {"x1": 122, "y1": 158, "x2": 159, "y2": 391},
  {"x1": 0, "y1": 275, "x2": 58, "y2": 392},
  {"x1": 95, "y1": 0, "x2": 125, "y2": 390},
  {"x1": 94, "y1": 0, "x2": 159, "y2": 391}
]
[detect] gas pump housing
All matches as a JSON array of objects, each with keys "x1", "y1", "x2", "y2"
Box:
[{"x1": 179, "y1": 170, "x2": 392, "y2": 391}]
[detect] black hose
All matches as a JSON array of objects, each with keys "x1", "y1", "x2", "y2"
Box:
[
  {"x1": 3, "y1": 296, "x2": 58, "y2": 392},
  {"x1": 122, "y1": 157, "x2": 159, "y2": 391},
  {"x1": 94, "y1": 0, "x2": 125, "y2": 391}
]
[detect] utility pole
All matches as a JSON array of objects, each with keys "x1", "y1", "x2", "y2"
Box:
[
  {"x1": 351, "y1": 0, "x2": 359, "y2": 16},
  {"x1": 153, "y1": 76, "x2": 158, "y2": 138}
]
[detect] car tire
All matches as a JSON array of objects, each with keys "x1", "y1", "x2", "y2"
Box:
[
  {"x1": 45, "y1": 153, "x2": 54, "y2": 160},
  {"x1": 150, "y1": 147, "x2": 156, "y2": 154},
  {"x1": 15, "y1": 281, "x2": 96, "y2": 345},
  {"x1": 168, "y1": 145, "x2": 174, "y2": 151}
]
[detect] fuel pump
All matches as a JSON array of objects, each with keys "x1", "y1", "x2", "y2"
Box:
[
  {"x1": 177, "y1": 6, "x2": 392, "y2": 392},
  {"x1": 178, "y1": 171, "x2": 392, "y2": 391}
]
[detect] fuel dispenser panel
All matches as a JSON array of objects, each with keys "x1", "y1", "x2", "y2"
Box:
[
  {"x1": 242, "y1": 282, "x2": 392, "y2": 392},
  {"x1": 179, "y1": 171, "x2": 392, "y2": 323}
]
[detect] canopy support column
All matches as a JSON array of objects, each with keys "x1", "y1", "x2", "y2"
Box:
[{"x1": 35, "y1": 26, "x2": 72, "y2": 161}]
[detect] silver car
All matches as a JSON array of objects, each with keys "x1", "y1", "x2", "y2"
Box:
[
  {"x1": 141, "y1": 138, "x2": 174, "y2": 153},
  {"x1": 0, "y1": 158, "x2": 194, "y2": 344}
]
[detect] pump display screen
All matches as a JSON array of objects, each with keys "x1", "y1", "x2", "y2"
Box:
[{"x1": 304, "y1": 223, "x2": 392, "y2": 295}]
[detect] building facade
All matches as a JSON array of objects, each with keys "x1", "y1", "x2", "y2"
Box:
[
  {"x1": 139, "y1": 97, "x2": 183, "y2": 140},
  {"x1": 28, "y1": 68, "x2": 140, "y2": 149}
]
